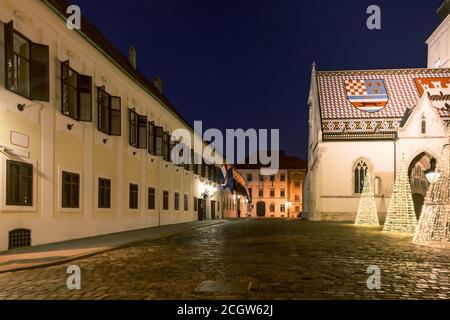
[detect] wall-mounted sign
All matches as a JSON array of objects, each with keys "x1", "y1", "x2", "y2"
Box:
[{"x1": 10, "y1": 131, "x2": 29, "y2": 148}]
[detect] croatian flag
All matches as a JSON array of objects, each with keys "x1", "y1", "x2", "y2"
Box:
[{"x1": 218, "y1": 164, "x2": 234, "y2": 191}]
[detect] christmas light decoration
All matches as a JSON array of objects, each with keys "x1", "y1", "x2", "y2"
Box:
[
  {"x1": 355, "y1": 172, "x2": 380, "y2": 226},
  {"x1": 383, "y1": 156, "x2": 417, "y2": 234},
  {"x1": 413, "y1": 144, "x2": 450, "y2": 247}
]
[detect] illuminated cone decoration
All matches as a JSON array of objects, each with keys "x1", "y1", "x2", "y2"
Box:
[
  {"x1": 355, "y1": 172, "x2": 379, "y2": 226},
  {"x1": 413, "y1": 144, "x2": 450, "y2": 247},
  {"x1": 383, "y1": 157, "x2": 417, "y2": 234}
]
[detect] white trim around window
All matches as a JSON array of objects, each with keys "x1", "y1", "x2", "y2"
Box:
[
  {"x1": 147, "y1": 184, "x2": 157, "y2": 212},
  {"x1": 127, "y1": 180, "x2": 140, "y2": 213},
  {"x1": 95, "y1": 175, "x2": 113, "y2": 212},
  {"x1": 0, "y1": 154, "x2": 38, "y2": 212},
  {"x1": 57, "y1": 166, "x2": 83, "y2": 213}
]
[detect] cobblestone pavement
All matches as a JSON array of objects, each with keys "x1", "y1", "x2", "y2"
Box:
[{"x1": 1, "y1": 219, "x2": 450, "y2": 300}]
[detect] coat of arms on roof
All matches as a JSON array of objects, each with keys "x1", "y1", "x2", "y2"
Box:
[
  {"x1": 414, "y1": 77, "x2": 450, "y2": 111},
  {"x1": 344, "y1": 79, "x2": 389, "y2": 113}
]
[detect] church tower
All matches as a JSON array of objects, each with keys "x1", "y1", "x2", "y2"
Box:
[{"x1": 427, "y1": 0, "x2": 450, "y2": 68}]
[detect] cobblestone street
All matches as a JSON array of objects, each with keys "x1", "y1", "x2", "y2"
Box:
[{"x1": 1, "y1": 219, "x2": 450, "y2": 300}]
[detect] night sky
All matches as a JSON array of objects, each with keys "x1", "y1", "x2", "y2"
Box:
[{"x1": 71, "y1": 0, "x2": 443, "y2": 159}]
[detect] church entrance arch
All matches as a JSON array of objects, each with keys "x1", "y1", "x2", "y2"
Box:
[{"x1": 408, "y1": 152, "x2": 434, "y2": 219}]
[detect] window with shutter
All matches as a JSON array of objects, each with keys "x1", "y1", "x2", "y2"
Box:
[
  {"x1": 138, "y1": 115, "x2": 148, "y2": 149},
  {"x1": 128, "y1": 109, "x2": 147, "y2": 148},
  {"x1": 30, "y1": 42, "x2": 49, "y2": 101},
  {"x1": 188, "y1": 149, "x2": 194, "y2": 171},
  {"x1": 97, "y1": 87, "x2": 110, "y2": 134},
  {"x1": 6, "y1": 160, "x2": 33, "y2": 206},
  {"x1": 78, "y1": 74, "x2": 92, "y2": 122},
  {"x1": 97, "y1": 87, "x2": 121, "y2": 136},
  {"x1": 193, "y1": 152, "x2": 200, "y2": 175},
  {"x1": 155, "y1": 126, "x2": 163, "y2": 156},
  {"x1": 4, "y1": 21, "x2": 49, "y2": 101},
  {"x1": 201, "y1": 161, "x2": 206, "y2": 178},
  {"x1": 60, "y1": 61, "x2": 92, "y2": 122},
  {"x1": 183, "y1": 145, "x2": 190, "y2": 170},
  {"x1": 128, "y1": 109, "x2": 138, "y2": 147},
  {"x1": 163, "y1": 132, "x2": 170, "y2": 161},
  {"x1": 148, "y1": 122, "x2": 156, "y2": 155},
  {"x1": 110, "y1": 96, "x2": 121, "y2": 136}
]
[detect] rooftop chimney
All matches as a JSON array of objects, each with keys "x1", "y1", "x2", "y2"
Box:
[
  {"x1": 129, "y1": 46, "x2": 137, "y2": 69},
  {"x1": 154, "y1": 77, "x2": 163, "y2": 94},
  {"x1": 438, "y1": 0, "x2": 450, "y2": 22}
]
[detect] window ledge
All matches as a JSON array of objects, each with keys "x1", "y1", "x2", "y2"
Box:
[{"x1": 0, "y1": 205, "x2": 37, "y2": 212}]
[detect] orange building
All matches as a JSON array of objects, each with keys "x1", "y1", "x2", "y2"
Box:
[{"x1": 235, "y1": 152, "x2": 307, "y2": 218}]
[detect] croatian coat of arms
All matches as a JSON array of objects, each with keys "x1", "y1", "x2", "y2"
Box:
[{"x1": 345, "y1": 79, "x2": 389, "y2": 113}]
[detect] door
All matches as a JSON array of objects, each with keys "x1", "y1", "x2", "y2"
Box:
[
  {"x1": 412, "y1": 194, "x2": 425, "y2": 220},
  {"x1": 198, "y1": 199, "x2": 206, "y2": 221},
  {"x1": 256, "y1": 201, "x2": 266, "y2": 217},
  {"x1": 211, "y1": 201, "x2": 216, "y2": 220}
]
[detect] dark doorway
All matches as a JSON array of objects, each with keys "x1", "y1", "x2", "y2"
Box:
[
  {"x1": 408, "y1": 152, "x2": 434, "y2": 218},
  {"x1": 198, "y1": 198, "x2": 206, "y2": 221},
  {"x1": 412, "y1": 193, "x2": 425, "y2": 220},
  {"x1": 256, "y1": 201, "x2": 266, "y2": 217},
  {"x1": 211, "y1": 200, "x2": 216, "y2": 220}
]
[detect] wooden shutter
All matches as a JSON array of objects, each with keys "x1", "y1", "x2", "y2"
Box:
[
  {"x1": 110, "y1": 95, "x2": 121, "y2": 136},
  {"x1": 61, "y1": 61, "x2": 70, "y2": 116},
  {"x1": 163, "y1": 132, "x2": 170, "y2": 161},
  {"x1": 77, "y1": 74, "x2": 92, "y2": 122},
  {"x1": 129, "y1": 109, "x2": 138, "y2": 147},
  {"x1": 4, "y1": 21, "x2": 14, "y2": 91},
  {"x1": 97, "y1": 87, "x2": 109, "y2": 134},
  {"x1": 155, "y1": 126, "x2": 163, "y2": 156},
  {"x1": 30, "y1": 42, "x2": 49, "y2": 101},
  {"x1": 148, "y1": 122, "x2": 156, "y2": 155},
  {"x1": 138, "y1": 115, "x2": 148, "y2": 149}
]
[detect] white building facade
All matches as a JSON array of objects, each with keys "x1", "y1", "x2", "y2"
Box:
[
  {"x1": 303, "y1": 3, "x2": 450, "y2": 222},
  {"x1": 0, "y1": 0, "x2": 235, "y2": 251}
]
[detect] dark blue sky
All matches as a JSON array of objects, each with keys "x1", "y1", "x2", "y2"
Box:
[{"x1": 72, "y1": 0, "x2": 443, "y2": 159}]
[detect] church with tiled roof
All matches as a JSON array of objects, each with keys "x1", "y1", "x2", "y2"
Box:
[{"x1": 303, "y1": 1, "x2": 450, "y2": 221}]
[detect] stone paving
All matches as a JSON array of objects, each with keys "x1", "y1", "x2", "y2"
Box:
[{"x1": 0, "y1": 219, "x2": 450, "y2": 300}]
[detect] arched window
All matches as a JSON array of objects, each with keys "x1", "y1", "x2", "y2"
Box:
[
  {"x1": 374, "y1": 177, "x2": 382, "y2": 196},
  {"x1": 421, "y1": 114, "x2": 426, "y2": 134},
  {"x1": 354, "y1": 160, "x2": 368, "y2": 194}
]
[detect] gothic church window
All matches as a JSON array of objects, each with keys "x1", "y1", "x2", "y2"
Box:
[{"x1": 354, "y1": 160, "x2": 368, "y2": 194}]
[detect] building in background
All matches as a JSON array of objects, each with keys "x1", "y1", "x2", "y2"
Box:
[
  {"x1": 304, "y1": 1, "x2": 450, "y2": 222},
  {"x1": 0, "y1": 0, "x2": 235, "y2": 251},
  {"x1": 235, "y1": 152, "x2": 307, "y2": 218}
]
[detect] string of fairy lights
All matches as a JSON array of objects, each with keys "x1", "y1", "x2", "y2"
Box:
[{"x1": 355, "y1": 143, "x2": 450, "y2": 248}]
